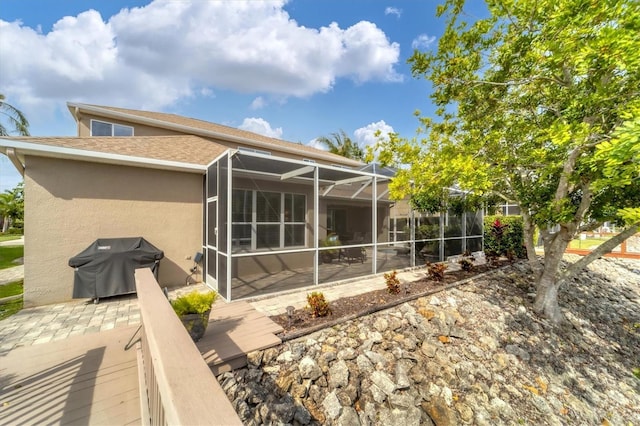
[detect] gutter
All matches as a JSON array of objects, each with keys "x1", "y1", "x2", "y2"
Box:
[
  {"x1": 67, "y1": 102, "x2": 363, "y2": 168},
  {"x1": 5, "y1": 148, "x2": 25, "y2": 176}
]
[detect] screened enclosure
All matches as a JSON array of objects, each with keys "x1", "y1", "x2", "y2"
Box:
[{"x1": 203, "y1": 150, "x2": 483, "y2": 301}]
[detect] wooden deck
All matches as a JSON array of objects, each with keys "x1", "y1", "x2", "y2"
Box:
[
  {"x1": 0, "y1": 326, "x2": 141, "y2": 425},
  {"x1": 0, "y1": 288, "x2": 284, "y2": 424},
  {"x1": 197, "y1": 300, "x2": 284, "y2": 374}
]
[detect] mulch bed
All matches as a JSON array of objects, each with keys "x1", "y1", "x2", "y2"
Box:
[{"x1": 270, "y1": 260, "x2": 515, "y2": 340}]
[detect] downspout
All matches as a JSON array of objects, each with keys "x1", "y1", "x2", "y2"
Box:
[
  {"x1": 6, "y1": 148, "x2": 25, "y2": 176},
  {"x1": 72, "y1": 106, "x2": 81, "y2": 135}
]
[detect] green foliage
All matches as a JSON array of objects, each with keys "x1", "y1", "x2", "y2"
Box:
[
  {"x1": 306, "y1": 291, "x2": 332, "y2": 318},
  {"x1": 0, "y1": 246, "x2": 23, "y2": 270},
  {"x1": 384, "y1": 270, "x2": 401, "y2": 294},
  {"x1": 484, "y1": 215, "x2": 526, "y2": 259},
  {"x1": 633, "y1": 367, "x2": 640, "y2": 380},
  {"x1": 0, "y1": 298, "x2": 22, "y2": 320},
  {"x1": 0, "y1": 280, "x2": 23, "y2": 298},
  {"x1": 377, "y1": 0, "x2": 640, "y2": 247},
  {"x1": 427, "y1": 262, "x2": 448, "y2": 281},
  {"x1": 0, "y1": 183, "x2": 24, "y2": 233},
  {"x1": 0, "y1": 94, "x2": 30, "y2": 136},
  {"x1": 316, "y1": 129, "x2": 365, "y2": 161},
  {"x1": 171, "y1": 291, "x2": 217, "y2": 316}
]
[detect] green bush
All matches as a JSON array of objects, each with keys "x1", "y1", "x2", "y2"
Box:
[
  {"x1": 484, "y1": 215, "x2": 526, "y2": 259},
  {"x1": 171, "y1": 291, "x2": 217, "y2": 316}
]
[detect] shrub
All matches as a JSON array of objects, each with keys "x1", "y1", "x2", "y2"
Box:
[
  {"x1": 384, "y1": 270, "x2": 401, "y2": 294},
  {"x1": 427, "y1": 262, "x2": 448, "y2": 281},
  {"x1": 484, "y1": 215, "x2": 526, "y2": 259},
  {"x1": 306, "y1": 292, "x2": 332, "y2": 318},
  {"x1": 171, "y1": 291, "x2": 217, "y2": 317},
  {"x1": 459, "y1": 258, "x2": 474, "y2": 272}
]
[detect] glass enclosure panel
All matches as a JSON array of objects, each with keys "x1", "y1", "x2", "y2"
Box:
[
  {"x1": 393, "y1": 217, "x2": 409, "y2": 241},
  {"x1": 232, "y1": 224, "x2": 251, "y2": 252},
  {"x1": 218, "y1": 253, "x2": 228, "y2": 300},
  {"x1": 207, "y1": 202, "x2": 217, "y2": 248},
  {"x1": 285, "y1": 224, "x2": 305, "y2": 246},
  {"x1": 376, "y1": 242, "x2": 411, "y2": 274},
  {"x1": 232, "y1": 189, "x2": 252, "y2": 222},
  {"x1": 444, "y1": 239, "x2": 463, "y2": 258},
  {"x1": 466, "y1": 237, "x2": 483, "y2": 253},
  {"x1": 416, "y1": 215, "x2": 440, "y2": 239},
  {"x1": 231, "y1": 252, "x2": 315, "y2": 299},
  {"x1": 206, "y1": 248, "x2": 216, "y2": 284},
  {"x1": 207, "y1": 162, "x2": 217, "y2": 197},
  {"x1": 318, "y1": 246, "x2": 372, "y2": 285},
  {"x1": 466, "y1": 210, "x2": 483, "y2": 236},
  {"x1": 444, "y1": 210, "x2": 463, "y2": 238},
  {"x1": 256, "y1": 224, "x2": 280, "y2": 249},
  {"x1": 419, "y1": 240, "x2": 441, "y2": 263}
]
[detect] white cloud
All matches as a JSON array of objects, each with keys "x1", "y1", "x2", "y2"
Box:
[
  {"x1": 354, "y1": 120, "x2": 395, "y2": 149},
  {"x1": 239, "y1": 117, "x2": 283, "y2": 139},
  {"x1": 306, "y1": 138, "x2": 328, "y2": 151},
  {"x1": 0, "y1": 1, "x2": 402, "y2": 110},
  {"x1": 411, "y1": 34, "x2": 436, "y2": 50},
  {"x1": 384, "y1": 7, "x2": 402, "y2": 18},
  {"x1": 250, "y1": 97, "x2": 266, "y2": 110}
]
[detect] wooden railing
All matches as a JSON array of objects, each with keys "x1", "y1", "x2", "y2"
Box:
[{"x1": 134, "y1": 268, "x2": 242, "y2": 426}]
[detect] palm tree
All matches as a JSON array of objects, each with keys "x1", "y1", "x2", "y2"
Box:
[
  {"x1": 0, "y1": 183, "x2": 24, "y2": 233},
  {"x1": 316, "y1": 130, "x2": 364, "y2": 161},
  {"x1": 0, "y1": 93, "x2": 30, "y2": 136}
]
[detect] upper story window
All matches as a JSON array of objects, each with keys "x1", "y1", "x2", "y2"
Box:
[{"x1": 91, "y1": 119, "x2": 134, "y2": 137}]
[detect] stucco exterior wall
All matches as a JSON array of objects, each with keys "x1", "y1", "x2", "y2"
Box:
[{"x1": 23, "y1": 156, "x2": 203, "y2": 306}]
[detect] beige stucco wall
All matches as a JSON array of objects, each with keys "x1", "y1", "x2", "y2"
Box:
[{"x1": 23, "y1": 156, "x2": 203, "y2": 306}]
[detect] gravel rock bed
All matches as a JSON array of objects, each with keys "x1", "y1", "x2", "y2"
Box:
[{"x1": 218, "y1": 257, "x2": 640, "y2": 425}]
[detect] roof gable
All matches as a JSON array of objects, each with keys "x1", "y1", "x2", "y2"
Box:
[{"x1": 68, "y1": 102, "x2": 363, "y2": 167}]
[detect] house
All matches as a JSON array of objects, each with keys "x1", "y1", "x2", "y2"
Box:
[{"x1": 1, "y1": 102, "x2": 406, "y2": 306}]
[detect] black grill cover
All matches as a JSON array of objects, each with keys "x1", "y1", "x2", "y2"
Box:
[{"x1": 69, "y1": 237, "x2": 164, "y2": 299}]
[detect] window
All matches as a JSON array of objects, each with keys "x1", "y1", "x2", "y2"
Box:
[
  {"x1": 90, "y1": 120, "x2": 134, "y2": 137},
  {"x1": 231, "y1": 189, "x2": 306, "y2": 251}
]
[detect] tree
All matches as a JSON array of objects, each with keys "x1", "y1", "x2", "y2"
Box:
[
  {"x1": 0, "y1": 183, "x2": 24, "y2": 233},
  {"x1": 0, "y1": 94, "x2": 30, "y2": 136},
  {"x1": 377, "y1": 0, "x2": 640, "y2": 325},
  {"x1": 317, "y1": 130, "x2": 365, "y2": 161}
]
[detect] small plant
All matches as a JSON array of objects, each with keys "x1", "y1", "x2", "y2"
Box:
[
  {"x1": 459, "y1": 257, "x2": 474, "y2": 272},
  {"x1": 427, "y1": 262, "x2": 448, "y2": 281},
  {"x1": 306, "y1": 291, "x2": 332, "y2": 318},
  {"x1": 384, "y1": 270, "x2": 401, "y2": 294},
  {"x1": 171, "y1": 291, "x2": 217, "y2": 318}
]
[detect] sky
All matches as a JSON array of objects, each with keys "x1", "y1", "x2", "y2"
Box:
[{"x1": 0, "y1": 0, "x2": 485, "y2": 192}]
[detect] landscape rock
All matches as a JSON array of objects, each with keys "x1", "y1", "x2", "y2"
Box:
[{"x1": 217, "y1": 258, "x2": 640, "y2": 425}]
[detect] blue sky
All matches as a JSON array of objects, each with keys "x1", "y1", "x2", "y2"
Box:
[{"x1": 0, "y1": 0, "x2": 484, "y2": 192}]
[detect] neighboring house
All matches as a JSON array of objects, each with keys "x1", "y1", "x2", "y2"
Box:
[{"x1": 1, "y1": 102, "x2": 403, "y2": 306}]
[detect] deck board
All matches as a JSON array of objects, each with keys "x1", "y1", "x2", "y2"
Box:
[
  {"x1": 0, "y1": 326, "x2": 141, "y2": 426},
  {"x1": 197, "y1": 301, "x2": 284, "y2": 369}
]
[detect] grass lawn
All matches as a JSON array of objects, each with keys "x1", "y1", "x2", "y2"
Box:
[
  {"x1": 0, "y1": 234, "x2": 22, "y2": 242},
  {"x1": 0, "y1": 280, "x2": 23, "y2": 298},
  {"x1": 0, "y1": 246, "x2": 24, "y2": 270},
  {"x1": 0, "y1": 280, "x2": 23, "y2": 320},
  {"x1": 569, "y1": 237, "x2": 610, "y2": 250}
]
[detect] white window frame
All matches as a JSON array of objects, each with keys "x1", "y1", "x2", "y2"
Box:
[
  {"x1": 231, "y1": 189, "x2": 306, "y2": 251},
  {"x1": 90, "y1": 119, "x2": 134, "y2": 137}
]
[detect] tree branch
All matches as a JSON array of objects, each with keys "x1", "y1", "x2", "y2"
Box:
[
  {"x1": 577, "y1": 220, "x2": 603, "y2": 233},
  {"x1": 561, "y1": 222, "x2": 640, "y2": 280}
]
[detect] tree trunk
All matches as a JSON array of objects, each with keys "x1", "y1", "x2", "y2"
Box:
[
  {"x1": 534, "y1": 230, "x2": 571, "y2": 325},
  {"x1": 521, "y1": 211, "x2": 543, "y2": 279},
  {"x1": 534, "y1": 272, "x2": 565, "y2": 325}
]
